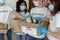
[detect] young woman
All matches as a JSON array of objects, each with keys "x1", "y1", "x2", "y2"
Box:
[
  {"x1": 47, "y1": 0, "x2": 60, "y2": 40},
  {"x1": 16, "y1": 1, "x2": 31, "y2": 40},
  {"x1": 38, "y1": 0, "x2": 60, "y2": 40},
  {"x1": 27, "y1": 0, "x2": 51, "y2": 40}
]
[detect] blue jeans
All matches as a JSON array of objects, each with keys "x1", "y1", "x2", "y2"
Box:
[
  {"x1": 7, "y1": 29, "x2": 12, "y2": 40},
  {"x1": 16, "y1": 34, "x2": 27, "y2": 40},
  {"x1": 0, "y1": 33, "x2": 4, "y2": 40},
  {"x1": 28, "y1": 35, "x2": 44, "y2": 40},
  {"x1": 0, "y1": 29, "x2": 12, "y2": 40}
]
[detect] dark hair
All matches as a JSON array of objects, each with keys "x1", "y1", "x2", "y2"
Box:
[
  {"x1": 49, "y1": 0, "x2": 60, "y2": 15},
  {"x1": 49, "y1": 0, "x2": 53, "y2": 3},
  {"x1": 18, "y1": 0, "x2": 24, "y2": 1},
  {"x1": 16, "y1": 1, "x2": 27, "y2": 13},
  {"x1": 58, "y1": 2, "x2": 60, "y2": 11}
]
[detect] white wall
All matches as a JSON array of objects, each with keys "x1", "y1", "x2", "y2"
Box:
[
  {"x1": 5, "y1": 0, "x2": 18, "y2": 10},
  {"x1": 5, "y1": 0, "x2": 29, "y2": 9},
  {"x1": 25, "y1": 0, "x2": 29, "y2": 9}
]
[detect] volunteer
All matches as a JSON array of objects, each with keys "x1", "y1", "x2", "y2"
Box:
[
  {"x1": 0, "y1": 0, "x2": 24, "y2": 40},
  {"x1": 47, "y1": 0, "x2": 60, "y2": 40},
  {"x1": 38, "y1": 0, "x2": 60, "y2": 40},
  {"x1": 16, "y1": 1, "x2": 31, "y2": 40},
  {"x1": 27, "y1": 0, "x2": 51, "y2": 40}
]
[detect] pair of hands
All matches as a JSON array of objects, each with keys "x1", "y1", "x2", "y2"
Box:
[
  {"x1": 24, "y1": 15, "x2": 31, "y2": 21},
  {"x1": 34, "y1": 17, "x2": 48, "y2": 22},
  {"x1": 34, "y1": 17, "x2": 43, "y2": 21}
]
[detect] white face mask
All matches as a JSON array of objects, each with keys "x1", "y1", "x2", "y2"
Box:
[
  {"x1": 48, "y1": 4, "x2": 54, "y2": 11},
  {"x1": 33, "y1": 1, "x2": 39, "y2": 7}
]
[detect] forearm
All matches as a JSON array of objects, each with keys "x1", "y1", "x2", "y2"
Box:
[
  {"x1": 48, "y1": 31, "x2": 60, "y2": 39},
  {"x1": 43, "y1": 17, "x2": 50, "y2": 22},
  {"x1": 11, "y1": 10, "x2": 24, "y2": 19}
]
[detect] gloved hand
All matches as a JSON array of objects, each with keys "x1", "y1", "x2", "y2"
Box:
[
  {"x1": 38, "y1": 26, "x2": 48, "y2": 35},
  {"x1": 34, "y1": 17, "x2": 42, "y2": 21},
  {"x1": 24, "y1": 15, "x2": 30, "y2": 21}
]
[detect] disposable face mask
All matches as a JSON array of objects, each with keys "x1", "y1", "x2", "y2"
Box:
[
  {"x1": 48, "y1": 4, "x2": 54, "y2": 11},
  {"x1": 33, "y1": 1, "x2": 39, "y2": 7},
  {"x1": 0, "y1": 0, "x2": 5, "y2": 4},
  {"x1": 20, "y1": 6, "x2": 26, "y2": 11}
]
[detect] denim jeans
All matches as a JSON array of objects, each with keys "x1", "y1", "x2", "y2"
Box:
[
  {"x1": 0, "y1": 29, "x2": 12, "y2": 40},
  {"x1": 27, "y1": 35, "x2": 44, "y2": 40},
  {"x1": 0, "y1": 33, "x2": 4, "y2": 40},
  {"x1": 16, "y1": 34, "x2": 27, "y2": 40},
  {"x1": 7, "y1": 29, "x2": 12, "y2": 40}
]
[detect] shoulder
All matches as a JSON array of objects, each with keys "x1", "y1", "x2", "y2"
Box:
[
  {"x1": 55, "y1": 12, "x2": 60, "y2": 18},
  {"x1": 44, "y1": 7, "x2": 51, "y2": 13},
  {"x1": 5, "y1": 4, "x2": 13, "y2": 9},
  {"x1": 5, "y1": 4, "x2": 13, "y2": 11},
  {"x1": 43, "y1": 7, "x2": 49, "y2": 11},
  {"x1": 56, "y1": 12, "x2": 60, "y2": 16},
  {"x1": 4, "y1": 4, "x2": 11, "y2": 8}
]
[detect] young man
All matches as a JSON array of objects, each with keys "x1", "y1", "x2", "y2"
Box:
[{"x1": 0, "y1": 0, "x2": 23, "y2": 40}]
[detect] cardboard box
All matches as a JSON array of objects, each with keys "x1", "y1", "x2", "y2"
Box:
[
  {"x1": 12, "y1": 18, "x2": 23, "y2": 33},
  {"x1": 0, "y1": 23, "x2": 8, "y2": 33},
  {"x1": 12, "y1": 18, "x2": 40, "y2": 35},
  {"x1": 22, "y1": 26, "x2": 38, "y2": 36}
]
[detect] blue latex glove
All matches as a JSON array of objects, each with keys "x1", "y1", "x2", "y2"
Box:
[
  {"x1": 24, "y1": 15, "x2": 30, "y2": 21},
  {"x1": 38, "y1": 26, "x2": 48, "y2": 35},
  {"x1": 34, "y1": 17, "x2": 42, "y2": 21}
]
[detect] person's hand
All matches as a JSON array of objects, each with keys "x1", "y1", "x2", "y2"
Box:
[
  {"x1": 43, "y1": 17, "x2": 47, "y2": 20},
  {"x1": 39, "y1": 20, "x2": 49, "y2": 26},
  {"x1": 34, "y1": 17, "x2": 43, "y2": 21},
  {"x1": 38, "y1": 26, "x2": 48, "y2": 35},
  {"x1": 24, "y1": 15, "x2": 30, "y2": 21},
  {"x1": 42, "y1": 17, "x2": 49, "y2": 22}
]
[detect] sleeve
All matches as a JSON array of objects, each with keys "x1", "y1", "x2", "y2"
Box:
[
  {"x1": 7, "y1": 5, "x2": 13, "y2": 11},
  {"x1": 55, "y1": 13, "x2": 60, "y2": 28}
]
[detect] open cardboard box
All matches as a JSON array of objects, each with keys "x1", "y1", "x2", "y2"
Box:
[
  {"x1": 12, "y1": 18, "x2": 40, "y2": 35},
  {"x1": 0, "y1": 23, "x2": 8, "y2": 33}
]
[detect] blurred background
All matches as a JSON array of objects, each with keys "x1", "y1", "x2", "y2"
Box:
[
  {"x1": 5, "y1": 0, "x2": 60, "y2": 10},
  {"x1": 5, "y1": 0, "x2": 29, "y2": 10}
]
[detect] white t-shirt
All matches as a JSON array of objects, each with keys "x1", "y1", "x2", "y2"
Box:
[
  {"x1": 0, "y1": 4, "x2": 13, "y2": 30},
  {"x1": 47, "y1": 12, "x2": 60, "y2": 40},
  {"x1": 30, "y1": 7, "x2": 51, "y2": 19},
  {"x1": 29, "y1": 7, "x2": 51, "y2": 38}
]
